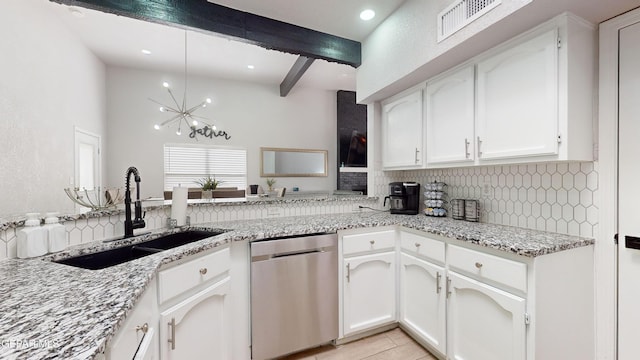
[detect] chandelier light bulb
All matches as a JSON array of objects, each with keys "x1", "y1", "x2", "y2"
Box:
[
  {"x1": 206, "y1": 98, "x2": 212, "y2": 103},
  {"x1": 176, "y1": 129, "x2": 181, "y2": 136},
  {"x1": 163, "y1": 82, "x2": 170, "y2": 88},
  {"x1": 212, "y1": 125, "x2": 217, "y2": 131},
  {"x1": 154, "y1": 124, "x2": 160, "y2": 130},
  {"x1": 192, "y1": 120, "x2": 198, "y2": 126},
  {"x1": 159, "y1": 106, "x2": 165, "y2": 112}
]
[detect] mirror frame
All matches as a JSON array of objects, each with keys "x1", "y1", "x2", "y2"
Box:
[{"x1": 260, "y1": 147, "x2": 328, "y2": 177}]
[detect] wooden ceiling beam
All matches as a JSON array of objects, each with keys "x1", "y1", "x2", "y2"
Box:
[
  {"x1": 50, "y1": 0, "x2": 361, "y2": 67},
  {"x1": 280, "y1": 56, "x2": 315, "y2": 97}
]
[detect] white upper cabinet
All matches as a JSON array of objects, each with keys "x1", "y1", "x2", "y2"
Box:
[
  {"x1": 381, "y1": 89, "x2": 425, "y2": 169},
  {"x1": 425, "y1": 65, "x2": 475, "y2": 166},
  {"x1": 475, "y1": 13, "x2": 595, "y2": 164},
  {"x1": 381, "y1": 13, "x2": 595, "y2": 169},
  {"x1": 476, "y1": 29, "x2": 559, "y2": 161}
]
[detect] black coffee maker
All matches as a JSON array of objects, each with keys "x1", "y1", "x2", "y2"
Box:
[{"x1": 384, "y1": 182, "x2": 420, "y2": 215}]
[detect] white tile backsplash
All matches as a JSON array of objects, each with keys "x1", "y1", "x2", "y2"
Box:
[
  {"x1": 0, "y1": 162, "x2": 597, "y2": 261},
  {"x1": 375, "y1": 161, "x2": 598, "y2": 238},
  {"x1": 0, "y1": 198, "x2": 379, "y2": 261}
]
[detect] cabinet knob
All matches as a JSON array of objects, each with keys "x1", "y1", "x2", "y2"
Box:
[
  {"x1": 199, "y1": 268, "x2": 208, "y2": 275},
  {"x1": 415, "y1": 242, "x2": 421, "y2": 248},
  {"x1": 475, "y1": 262, "x2": 483, "y2": 269},
  {"x1": 370, "y1": 240, "x2": 375, "y2": 245},
  {"x1": 136, "y1": 323, "x2": 149, "y2": 334}
]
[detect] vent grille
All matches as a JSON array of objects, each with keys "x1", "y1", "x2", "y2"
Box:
[{"x1": 438, "y1": 0, "x2": 501, "y2": 42}]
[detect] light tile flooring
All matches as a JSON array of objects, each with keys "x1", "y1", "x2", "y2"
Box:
[{"x1": 281, "y1": 328, "x2": 438, "y2": 360}]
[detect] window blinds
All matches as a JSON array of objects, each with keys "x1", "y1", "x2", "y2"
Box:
[{"x1": 164, "y1": 144, "x2": 247, "y2": 190}]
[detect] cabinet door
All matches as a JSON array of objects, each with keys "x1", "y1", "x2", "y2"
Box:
[
  {"x1": 134, "y1": 327, "x2": 157, "y2": 360},
  {"x1": 425, "y1": 66, "x2": 475, "y2": 165},
  {"x1": 107, "y1": 284, "x2": 156, "y2": 360},
  {"x1": 399, "y1": 253, "x2": 446, "y2": 355},
  {"x1": 343, "y1": 251, "x2": 396, "y2": 336},
  {"x1": 477, "y1": 29, "x2": 559, "y2": 160},
  {"x1": 160, "y1": 276, "x2": 230, "y2": 360},
  {"x1": 447, "y1": 271, "x2": 526, "y2": 360},
  {"x1": 382, "y1": 90, "x2": 424, "y2": 169}
]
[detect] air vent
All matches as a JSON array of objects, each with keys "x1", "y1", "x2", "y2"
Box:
[{"x1": 437, "y1": 0, "x2": 501, "y2": 42}]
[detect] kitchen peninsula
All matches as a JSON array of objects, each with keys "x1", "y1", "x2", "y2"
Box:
[{"x1": 0, "y1": 210, "x2": 593, "y2": 359}]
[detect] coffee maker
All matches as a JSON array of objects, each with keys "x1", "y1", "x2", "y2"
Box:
[{"x1": 384, "y1": 182, "x2": 420, "y2": 215}]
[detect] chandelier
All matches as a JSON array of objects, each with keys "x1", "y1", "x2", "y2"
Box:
[{"x1": 149, "y1": 31, "x2": 217, "y2": 136}]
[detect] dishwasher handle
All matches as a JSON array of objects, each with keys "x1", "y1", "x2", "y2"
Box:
[{"x1": 271, "y1": 249, "x2": 323, "y2": 259}]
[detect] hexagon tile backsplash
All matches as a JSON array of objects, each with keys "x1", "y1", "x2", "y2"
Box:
[
  {"x1": 376, "y1": 162, "x2": 598, "y2": 238},
  {"x1": 0, "y1": 162, "x2": 598, "y2": 261}
]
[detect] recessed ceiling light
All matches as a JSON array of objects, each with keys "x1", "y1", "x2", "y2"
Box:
[
  {"x1": 141, "y1": 49, "x2": 152, "y2": 55},
  {"x1": 247, "y1": 65, "x2": 255, "y2": 70},
  {"x1": 69, "y1": 7, "x2": 85, "y2": 18},
  {"x1": 360, "y1": 9, "x2": 375, "y2": 21}
]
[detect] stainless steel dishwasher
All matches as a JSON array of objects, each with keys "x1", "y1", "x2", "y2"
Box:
[{"x1": 250, "y1": 233, "x2": 338, "y2": 360}]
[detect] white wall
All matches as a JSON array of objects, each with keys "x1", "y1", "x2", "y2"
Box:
[
  {"x1": 106, "y1": 67, "x2": 337, "y2": 198},
  {"x1": 356, "y1": 0, "x2": 540, "y2": 103},
  {"x1": 0, "y1": 0, "x2": 107, "y2": 218}
]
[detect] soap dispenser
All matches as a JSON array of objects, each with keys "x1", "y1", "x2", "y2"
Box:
[
  {"x1": 43, "y1": 212, "x2": 66, "y2": 253},
  {"x1": 17, "y1": 213, "x2": 47, "y2": 258}
]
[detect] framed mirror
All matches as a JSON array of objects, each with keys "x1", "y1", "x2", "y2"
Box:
[{"x1": 261, "y1": 147, "x2": 328, "y2": 177}]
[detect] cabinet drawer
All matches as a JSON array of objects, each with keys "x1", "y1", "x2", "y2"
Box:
[
  {"x1": 447, "y1": 245, "x2": 527, "y2": 293},
  {"x1": 343, "y1": 230, "x2": 396, "y2": 255},
  {"x1": 400, "y1": 231, "x2": 445, "y2": 264},
  {"x1": 158, "y1": 247, "x2": 230, "y2": 304}
]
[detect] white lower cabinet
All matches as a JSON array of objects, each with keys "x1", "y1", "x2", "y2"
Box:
[
  {"x1": 106, "y1": 282, "x2": 158, "y2": 360},
  {"x1": 340, "y1": 228, "x2": 594, "y2": 360},
  {"x1": 399, "y1": 253, "x2": 446, "y2": 354},
  {"x1": 106, "y1": 245, "x2": 232, "y2": 360},
  {"x1": 446, "y1": 271, "x2": 526, "y2": 360},
  {"x1": 341, "y1": 229, "x2": 397, "y2": 337},
  {"x1": 343, "y1": 251, "x2": 396, "y2": 336},
  {"x1": 159, "y1": 276, "x2": 231, "y2": 359},
  {"x1": 157, "y1": 247, "x2": 231, "y2": 359}
]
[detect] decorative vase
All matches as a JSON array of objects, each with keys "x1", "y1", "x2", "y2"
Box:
[{"x1": 202, "y1": 190, "x2": 213, "y2": 199}]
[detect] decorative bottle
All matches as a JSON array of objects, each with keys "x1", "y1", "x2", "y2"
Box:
[
  {"x1": 43, "y1": 212, "x2": 66, "y2": 253},
  {"x1": 17, "y1": 213, "x2": 47, "y2": 258}
]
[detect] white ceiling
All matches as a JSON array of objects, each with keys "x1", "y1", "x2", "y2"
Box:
[
  {"x1": 41, "y1": 0, "x2": 640, "y2": 94},
  {"x1": 44, "y1": 0, "x2": 405, "y2": 92},
  {"x1": 209, "y1": 0, "x2": 406, "y2": 41}
]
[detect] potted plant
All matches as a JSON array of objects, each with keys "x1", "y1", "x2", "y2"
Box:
[
  {"x1": 196, "y1": 176, "x2": 222, "y2": 199},
  {"x1": 266, "y1": 178, "x2": 276, "y2": 192}
]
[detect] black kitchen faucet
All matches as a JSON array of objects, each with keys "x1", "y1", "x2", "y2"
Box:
[{"x1": 124, "y1": 166, "x2": 145, "y2": 238}]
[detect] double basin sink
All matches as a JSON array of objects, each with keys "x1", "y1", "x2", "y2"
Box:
[{"x1": 54, "y1": 230, "x2": 225, "y2": 270}]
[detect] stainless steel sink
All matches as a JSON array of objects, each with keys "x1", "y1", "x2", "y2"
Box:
[{"x1": 54, "y1": 230, "x2": 225, "y2": 270}]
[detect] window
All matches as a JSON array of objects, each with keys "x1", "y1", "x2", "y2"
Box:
[{"x1": 164, "y1": 144, "x2": 247, "y2": 191}]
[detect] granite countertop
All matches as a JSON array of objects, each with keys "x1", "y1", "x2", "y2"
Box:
[
  {"x1": 0, "y1": 195, "x2": 374, "y2": 231},
  {"x1": 0, "y1": 212, "x2": 594, "y2": 359}
]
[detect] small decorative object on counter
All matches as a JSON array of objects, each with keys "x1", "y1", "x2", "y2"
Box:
[
  {"x1": 64, "y1": 187, "x2": 124, "y2": 211},
  {"x1": 266, "y1": 178, "x2": 276, "y2": 192},
  {"x1": 423, "y1": 182, "x2": 447, "y2": 217},
  {"x1": 450, "y1": 199, "x2": 480, "y2": 222},
  {"x1": 451, "y1": 199, "x2": 465, "y2": 220},
  {"x1": 465, "y1": 199, "x2": 480, "y2": 222},
  {"x1": 43, "y1": 212, "x2": 66, "y2": 253},
  {"x1": 17, "y1": 213, "x2": 47, "y2": 258}
]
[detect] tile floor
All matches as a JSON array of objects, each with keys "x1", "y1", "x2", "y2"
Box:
[{"x1": 281, "y1": 328, "x2": 438, "y2": 360}]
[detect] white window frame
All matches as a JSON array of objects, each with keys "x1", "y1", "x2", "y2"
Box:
[{"x1": 163, "y1": 143, "x2": 247, "y2": 193}]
